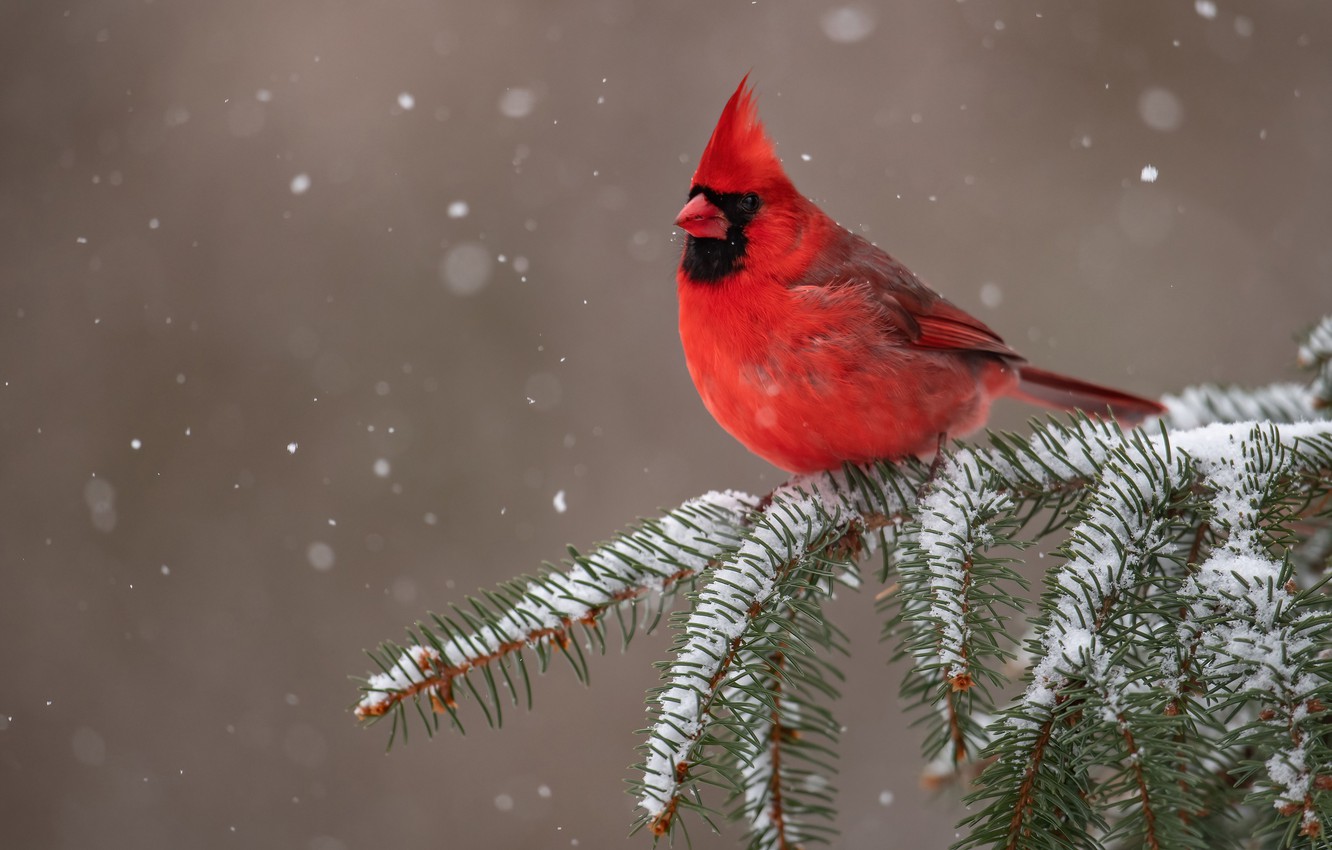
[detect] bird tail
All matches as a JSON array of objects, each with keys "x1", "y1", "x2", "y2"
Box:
[{"x1": 1011, "y1": 365, "x2": 1166, "y2": 426}]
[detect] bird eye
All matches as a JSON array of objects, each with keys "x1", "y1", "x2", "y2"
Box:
[{"x1": 738, "y1": 193, "x2": 761, "y2": 214}]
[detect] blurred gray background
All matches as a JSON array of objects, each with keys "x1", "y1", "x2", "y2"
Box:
[{"x1": 1, "y1": 1, "x2": 1329, "y2": 848}]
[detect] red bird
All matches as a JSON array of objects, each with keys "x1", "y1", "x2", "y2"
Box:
[{"x1": 674, "y1": 78, "x2": 1166, "y2": 474}]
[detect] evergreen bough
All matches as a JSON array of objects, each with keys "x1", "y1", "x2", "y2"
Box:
[{"x1": 352, "y1": 317, "x2": 1332, "y2": 849}]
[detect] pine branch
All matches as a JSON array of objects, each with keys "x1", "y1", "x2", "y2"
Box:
[
  {"x1": 1299, "y1": 315, "x2": 1332, "y2": 410},
  {"x1": 887, "y1": 416, "x2": 1157, "y2": 779},
  {"x1": 635, "y1": 463, "x2": 925, "y2": 840},
  {"x1": 634, "y1": 487, "x2": 854, "y2": 837},
  {"x1": 1164, "y1": 383, "x2": 1318, "y2": 429},
  {"x1": 895, "y1": 451, "x2": 1025, "y2": 765},
  {"x1": 1185, "y1": 426, "x2": 1332, "y2": 840},
  {"x1": 958, "y1": 423, "x2": 1332, "y2": 849},
  {"x1": 727, "y1": 611, "x2": 845, "y2": 850},
  {"x1": 353, "y1": 490, "x2": 756, "y2": 735},
  {"x1": 730, "y1": 642, "x2": 797, "y2": 849},
  {"x1": 957, "y1": 428, "x2": 1194, "y2": 850}
]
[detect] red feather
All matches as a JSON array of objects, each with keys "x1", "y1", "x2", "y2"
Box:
[{"x1": 690, "y1": 75, "x2": 782, "y2": 195}]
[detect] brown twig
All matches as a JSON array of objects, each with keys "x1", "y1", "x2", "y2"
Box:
[
  {"x1": 1118, "y1": 718, "x2": 1161, "y2": 850},
  {"x1": 943, "y1": 553, "x2": 976, "y2": 764},
  {"x1": 1004, "y1": 713, "x2": 1056, "y2": 850}
]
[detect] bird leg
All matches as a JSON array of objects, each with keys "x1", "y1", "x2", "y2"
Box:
[{"x1": 917, "y1": 432, "x2": 949, "y2": 499}]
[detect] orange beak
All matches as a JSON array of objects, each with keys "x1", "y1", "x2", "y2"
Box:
[{"x1": 674, "y1": 194, "x2": 730, "y2": 240}]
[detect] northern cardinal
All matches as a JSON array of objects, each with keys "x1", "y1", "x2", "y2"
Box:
[{"x1": 673, "y1": 78, "x2": 1166, "y2": 474}]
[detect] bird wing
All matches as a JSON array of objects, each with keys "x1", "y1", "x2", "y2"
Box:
[
  {"x1": 794, "y1": 228, "x2": 1023, "y2": 360},
  {"x1": 910, "y1": 301, "x2": 1023, "y2": 359}
]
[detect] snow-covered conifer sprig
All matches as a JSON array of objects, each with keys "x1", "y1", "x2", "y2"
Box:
[
  {"x1": 722, "y1": 611, "x2": 845, "y2": 850},
  {"x1": 957, "y1": 423, "x2": 1332, "y2": 849},
  {"x1": 1022, "y1": 428, "x2": 1193, "y2": 714},
  {"x1": 1008, "y1": 429, "x2": 1197, "y2": 849},
  {"x1": 884, "y1": 416, "x2": 1147, "y2": 773},
  {"x1": 632, "y1": 465, "x2": 916, "y2": 844},
  {"x1": 1185, "y1": 426, "x2": 1332, "y2": 839},
  {"x1": 1298, "y1": 315, "x2": 1332, "y2": 409},
  {"x1": 1164, "y1": 383, "x2": 1318, "y2": 430},
  {"x1": 1072, "y1": 662, "x2": 1202, "y2": 850},
  {"x1": 893, "y1": 450, "x2": 1025, "y2": 765},
  {"x1": 635, "y1": 485, "x2": 849, "y2": 837},
  {"x1": 353, "y1": 490, "x2": 756, "y2": 736}
]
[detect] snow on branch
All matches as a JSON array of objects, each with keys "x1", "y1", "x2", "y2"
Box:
[
  {"x1": 1022, "y1": 427, "x2": 1193, "y2": 715},
  {"x1": 891, "y1": 417, "x2": 1168, "y2": 774},
  {"x1": 896, "y1": 451, "x2": 1021, "y2": 765},
  {"x1": 1184, "y1": 425, "x2": 1332, "y2": 837},
  {"x1": 635, "y1": 486, "x2": 846, "y2": 834},
  {"x1": 957, "y1": 422, "x2": 1332, "y2": 848},
  {"x1": 354, "y1": 490, "x2": 755, "y2": 730},
  {"x1": 915, "y1": 455, "x2": 1015, "y2": 692},
  {"x1": 725, "y1": 627, "x2": 843, "y2": 850},
  {"x1": 636, "y1": 465, "x2": 921, "y2": 839},
  {"x1": 1164, "y1": 383, "x2": 1317, "y2": 430},
  {"x1": 1299, "y1": 315, "x2": 1332, "y2": 410}
]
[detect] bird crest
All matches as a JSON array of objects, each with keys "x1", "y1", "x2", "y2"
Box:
[{"x1": 691, "y1": 76, "x2": 785, "y2": 194}]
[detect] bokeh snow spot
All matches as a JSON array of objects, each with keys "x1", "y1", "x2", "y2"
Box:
[
  {"x1": 1138, "y1": 87, "x2": 1184, "y2": 132},
  {"x1": 498, "y1": 87, "x2": 536, "y2": 118},
  {"x1": 440, "y1": 242, "x2": 494, "y2": 296},
  {"x1": 821, "y1": 6, "x2": 876, "y2": 43},
  {"x1": 84, "y1": 477, "x2": 117, "y2": 533},
  {"x1": 307, "y1": 541, "x2": 336, "y2": 571},
  {"x1": 980, "y1": 282, "x2": 1003, "y2": 308}
]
